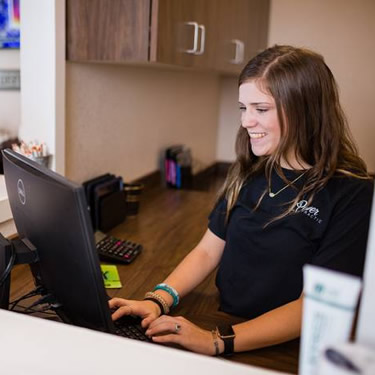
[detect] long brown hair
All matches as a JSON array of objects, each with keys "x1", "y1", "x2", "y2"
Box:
[{"x1": 220, "y1": 45, "x2": 369, "y2": 221}]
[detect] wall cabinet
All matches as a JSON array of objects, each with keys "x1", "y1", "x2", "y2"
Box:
[
  {"x1": 66, "y1": 0, "x2": 269, "y2": 74},
  {"x1": 149, "y1": 0, "x2": 217, "y2": 69},
  {"x1": 66, "y1": 0, "x2": 150, "y2": 62},
  {"x1": 214, "y1": 0, "x2": 270, "y2": 74}
]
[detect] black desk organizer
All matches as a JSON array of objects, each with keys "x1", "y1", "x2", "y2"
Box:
[{"x1": 83, "y1": 174, "x2": 127, "y2": 232}]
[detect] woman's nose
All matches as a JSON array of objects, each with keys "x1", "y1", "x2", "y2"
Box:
[{"x1": 241, "y1": 111, "x2": 257, "y2": 128}]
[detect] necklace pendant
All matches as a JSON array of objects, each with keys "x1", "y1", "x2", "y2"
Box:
[{"x1": 268, "y1": 170, "x2": 307, "y2": 199}]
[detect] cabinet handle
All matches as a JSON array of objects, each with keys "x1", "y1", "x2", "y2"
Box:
[
  {"x1": 195, "y1": 24, "x2": 206, "y2": 55},
  {"x1": 184, "y1": 22, "x2": 199, "y2": 54},
  {"x1": 230, "y1": 39, "x2": 245, "y2": 64}
]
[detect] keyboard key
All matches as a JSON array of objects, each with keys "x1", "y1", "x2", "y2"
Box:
[{"x1": 113, "y1": 316, "x2": 151, "y2": 342}]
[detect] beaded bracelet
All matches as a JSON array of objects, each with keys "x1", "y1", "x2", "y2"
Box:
[
  {"x1": 144, "y1": 297, "x2": 165, "y2": 315},
  {"x1": 211, "y1": 330, "x2": 220, "y2": 356},
  {"x1": 144, "y1": 291, "x2": 170, "y2": 315},
  {"x1": 153, "y1": 283, "x2": 180, "y2": 308}
]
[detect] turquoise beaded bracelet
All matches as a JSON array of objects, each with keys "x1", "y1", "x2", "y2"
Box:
[{"x1": 153, "y1": 283, "x2": 180, "y2": 308}]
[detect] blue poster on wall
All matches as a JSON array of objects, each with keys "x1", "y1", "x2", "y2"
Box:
[{"x1": 0, "y1": 0, "x2": 20, "y2": 49}]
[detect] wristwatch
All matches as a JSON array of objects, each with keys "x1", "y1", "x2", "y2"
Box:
[{"x1": 216, "y1": 325, "x2": 236, "y2": 355}]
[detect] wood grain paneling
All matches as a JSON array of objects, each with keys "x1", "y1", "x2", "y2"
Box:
[{"x1": 66, "y1": 0, "x2": 150, "y2": 62}]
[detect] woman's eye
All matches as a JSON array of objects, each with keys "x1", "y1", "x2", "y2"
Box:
[
  {"x1": 239, "y1": 106, "x2": 246, "y2": 112},
  {"x1": 256, "y1": 108, "x2": 268, "y2": 113}
]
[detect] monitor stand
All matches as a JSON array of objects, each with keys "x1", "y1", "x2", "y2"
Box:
[{"x1": 0, "y1": 233, "x2": 40, "y2": 309}]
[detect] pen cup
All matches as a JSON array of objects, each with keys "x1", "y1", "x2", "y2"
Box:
[
  {"x1": 124, "y1": 183, "x2": 144, "y2": 216},
  {"x1": 30, "y1": 155, "x2": 51, "y2": 168}
]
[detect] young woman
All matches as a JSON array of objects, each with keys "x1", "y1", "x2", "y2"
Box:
[{"x1": 109, "y1": 45, "x2": 373, "y2": 356}]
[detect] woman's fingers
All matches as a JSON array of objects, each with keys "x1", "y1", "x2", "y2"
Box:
[
  {"x1": 109, "y1": 300, "x2": 215, "y2": 355},
  {"x1": 145, "y1": 315, "x2": 214, "y2": 355},
  {"x1": 141, "y1": 316, "x2": 158, "y2": 328},
  {"x1": 111, "y1": 305, "x2": 133, "y2": 320},
  {"x1": 108, "y1": 297, "x2": 131, "y2": 309},
  {"x1": 108, "y1": 298, "x2": 161, "y2": 323},
  {"x1": 146, "y1": 316, "x2": 183, "y2": 336}
]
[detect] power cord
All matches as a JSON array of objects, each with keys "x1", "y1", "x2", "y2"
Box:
[
  {"x1": 12, "y1": 303, "x2": 57, "y2": 317},
  {"x1": 9, "y1": 286, "x2": 45, "y2": 311},
  {"x1": 24, "y1": 293, "x2": 56, "y2": 312},
  {"x1": 9, "y1": 287, "x2": 59, "y2": 318}
]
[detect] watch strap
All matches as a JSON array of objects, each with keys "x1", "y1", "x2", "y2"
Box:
[{"x1": 217, "y1": 325, "x2": 235, "y2": 355}]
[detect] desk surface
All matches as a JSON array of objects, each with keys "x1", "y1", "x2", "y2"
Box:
[
  {"x1": 0, "y1": 308, "x2": 288, "y2": 375},
  {"x1": 9, "y1": 172, "x2": 299, "y2": 374}
]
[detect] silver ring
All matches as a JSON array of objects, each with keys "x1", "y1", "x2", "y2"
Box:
[{"x1": 175, "y1": 323, "x2": 181, "y2": 333}]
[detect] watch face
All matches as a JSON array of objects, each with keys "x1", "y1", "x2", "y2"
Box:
[{"x1": 218, "y1": 325, "x2": 235, "y2": 338}]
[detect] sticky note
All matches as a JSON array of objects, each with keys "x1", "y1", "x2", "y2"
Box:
[{"x1": 101, "y1": 265, "x2": 122, "y2": 289}]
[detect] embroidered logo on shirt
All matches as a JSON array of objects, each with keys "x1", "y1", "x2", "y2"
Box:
[{"x1": 295, "y1": 200, "x2": 322, "y2": 224}]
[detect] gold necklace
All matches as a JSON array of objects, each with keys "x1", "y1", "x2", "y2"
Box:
[{"x1": 268, "y1": 171, "x2": 307, "y2": 198}]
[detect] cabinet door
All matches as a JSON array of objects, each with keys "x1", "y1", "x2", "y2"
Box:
[
  {"x1": 215, "y1": 0, "x2": 270, "y2": 74},
  {"x1": 66, "y1": 0, "x2": 150, "y2": 62},
  {"x1": 150, "y1": 0, "x2": 217, "y2": 69}
]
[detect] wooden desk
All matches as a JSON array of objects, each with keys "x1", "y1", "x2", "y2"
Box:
[{"x1": 9, "y1": 173, "x2": 299, "y2": 374}]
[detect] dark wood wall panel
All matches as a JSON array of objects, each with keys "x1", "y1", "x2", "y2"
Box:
[{"x1": 66, "y1": 0, "x2": 150, "y2": 62}]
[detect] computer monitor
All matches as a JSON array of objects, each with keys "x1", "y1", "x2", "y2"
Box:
[{"x1": 1, "y1": 148, "x2": 115, "y2": 332}]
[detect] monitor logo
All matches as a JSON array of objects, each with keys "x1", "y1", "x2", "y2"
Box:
[{"x1": 17, "y1": 179, "x2": 26, "y2": 205}]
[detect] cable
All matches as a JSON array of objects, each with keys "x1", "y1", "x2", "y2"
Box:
[
  {"x1": 9, "y1": 286, "x2": 44, "y2": 311},
  {"x1": 0, "y1": 242, "x2": 16, "y2": 286},
  {"x1": 24, "y1": 293, "x2": 55, "y2": 312},
  {"x1": 12, "y1": 304, "x2": 57, "y2": 317},
  {"x1": 9, "y1": 287, "x2": 58, "y2": 317}
]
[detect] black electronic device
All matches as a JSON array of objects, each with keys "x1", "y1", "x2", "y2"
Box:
[
  {"x1": 83, "y1": 174, "x2": 127, "y2": 232},
  {"x1": 93, "y1": 176, "x2": 123, "y2": 230},
  {"x1": 95, "y1": 232, "x2": 142, "y2": 264},
  {"x1": 98, "y1": 191, "x2": 127, "y2": 232},
  {"x1": 1, "y1": 149, "x2": 149, "y2": 342},
  {"x1": 83, "y1": 173, "x2": 115, "y2": 229},
  {"x1": 83, "y1": 173, "x2": 113, "y2": 197}
]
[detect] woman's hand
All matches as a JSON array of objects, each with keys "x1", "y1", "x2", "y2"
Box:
[
  {"x1": 145, "y1": 315, "x2": 220, "y2": 355},
  {"x1": 108, "y1": 298, "x2": 161, "y2": 328}
]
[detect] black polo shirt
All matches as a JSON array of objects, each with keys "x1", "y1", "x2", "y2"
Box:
[{"x1": 208, "y1": 169, "x2": 373, "y2": 319}]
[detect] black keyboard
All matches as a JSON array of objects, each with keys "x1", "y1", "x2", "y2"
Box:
[
  {"x1": 113, "y1": 315, "x2": 151, "y2": 342},
  {"x1": 95, "y1": 232, "x2": 142, "y2": 264}
]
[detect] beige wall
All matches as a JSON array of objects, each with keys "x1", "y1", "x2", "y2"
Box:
[
  {"x1": 216, "y1": 78, "x2": 240, "y2": 162},
  {"x1": 269, "y1": 0, "x2": 375, "y2": 172},
  {"x1": 66, "y1": 63, "x2": 220, "y2": 183},
  {"x1": 217, "y1": 0, "x2": 375, "y2": 172}
]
